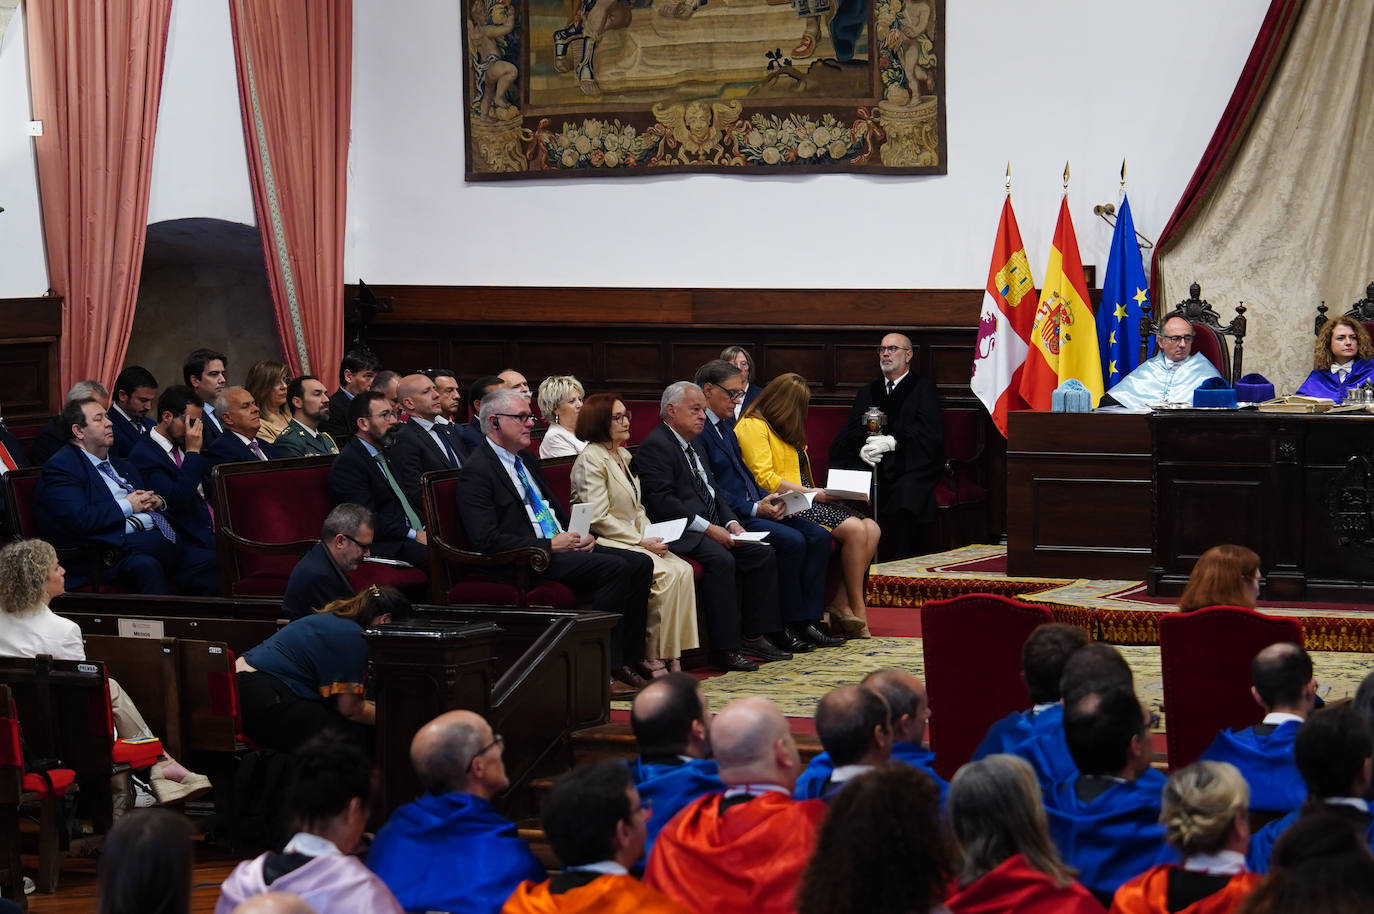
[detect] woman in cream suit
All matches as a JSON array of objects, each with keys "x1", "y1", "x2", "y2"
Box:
[{"x1": 570, "y1": 394, "x2": 698, "y2": 676}]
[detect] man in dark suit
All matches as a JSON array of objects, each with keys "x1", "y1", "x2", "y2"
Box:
[
  {"x1": 326, "y1": 390, "x2": 429, "y2": 569},
  {"x1": 425, "y1": 368, "x2": 464, "y2": 423},
  {"x1": 34, "y1": 397, "x2": 216, "y2": 594},
  {"x1": 320, "y1": 349, "x2": 382, "y2": 445},
  {"x1": 694, "y1": 360, "x2": 841, "y2": 650},
  {"x1": 0, "y1": 401, "x2": 31, "y2": 540},
  {"x1": 128, "y1": 386, "x2": 215, "y2": 557},
  {"x1": 632, "y1": 382, "x2": 790, "y2": 673},
  {"x1": 108, "y1": 366, "x2": 158, "y2": 458},
  {"x1": 282, "y1": 503, "x2": 374, "y2": 619},
  {"x1": 460, "y1": 375, "x2": 505, "y2": 452},
  {"x1": 28, "y1": 380, "x2": 111, "y2": 466},
  {"x1": 721, "y1": 346, "x2": 763, "y2": 417},
  {"x1": 459, "y1": 387, "x2": 652, "y2": 693},
  {"x1": 202, "y1": 388, "x2": 276, "y2": 474},
  {"x1": 183, "y1": 348, "x2": 229, "y2": 446},
  {"x1": 272, "y1": 374, "x2": 340, "y2": 457},
  {"x1": 829, "y1": 332, "x2": 944, "y2": 562},
  {"x1": 390, "y1": 373, "x2": 470, "y2": 517}
]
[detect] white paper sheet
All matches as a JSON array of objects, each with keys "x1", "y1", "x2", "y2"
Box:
[
  {"x1": 568, "y1": 503, "x2": 594, "y2": 536},
  {"x1": 730, "y1": 531, "x2": 770, "y2": 542},
  {"x1": 645, "y1": 517, "x2": 688, "y2": 543},
  {"x1": 777, "y1": 490, "x2": 816, "y2": 516},
  {"x1": 825, "y1": 468, "x2": 872, "y2": 501}
]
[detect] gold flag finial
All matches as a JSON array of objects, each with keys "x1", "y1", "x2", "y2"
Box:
[
  {"x1": 1005, "y1": 161, "x2": 1012, "y2": 195},
  {"x1": 1062, "y1": 161, "x2": 1070, "y2": 191}
]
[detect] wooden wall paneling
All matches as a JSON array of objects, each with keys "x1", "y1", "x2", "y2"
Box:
[
  {"x1": 0, "y1": 297, "x2": 62, "y2": 425},
  {"x1": 603, "y1": 340, "x2": 669, "y2": 386},
  {"x1": 669, "y1": 342, "x2": 730, "y2": 381}
]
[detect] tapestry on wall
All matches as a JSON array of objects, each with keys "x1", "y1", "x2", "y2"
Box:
[{"x1": 462, "y1": 0, "x2": 946, "y2": 179}]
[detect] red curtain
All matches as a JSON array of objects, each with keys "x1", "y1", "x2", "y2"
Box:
[
  {"x1": 26, "y1": 0, "x2": 174, "y2": 393},
  {"x1": 228, "y1": 0, "x2": 350, "y2": 379},
  {"x1": 1149, "y1": 0, "x2": 1306, "y2": 304}
]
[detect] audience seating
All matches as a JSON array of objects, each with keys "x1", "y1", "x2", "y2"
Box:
[
  {"x1": 1138, "y1": 281, "x2": 1247, "y2": 383},
  {"x1": 539, "y1": 455, "x2": 577, "y2": 512},
  {"x1": 1313, "y1": 280, "x2": 1374, "y2": 340},
  {"x1": 3, "y1": 467, "x2": 123, "y2": 593},
  {"x1": 920, "y1": 593, "x2": 1055, "y2": 780},
  {"x1": 210, "y1": 455, "x2": 426, "y2": 599},
  {"x1": 804, "y1": 404, "x2": 850, "y2": 484},
  {"x1": 623, "y1": 400, "x2": 660, "y2": 448},
  {"x1": 1159, "y1": 605, "x2": 1305, "y2": 770},
  {"x1": 0, "y1": 682, "x2": 75, "y2": 899},
  {"x1": 83, "y1": 636, "x2": 185, "y2": 759},
  {"x1": 934, "y1": 408, "x2": 987, "y2": 550},
  {"x1": 420, "y1": 467, "x2": 579, "y2": 608}
]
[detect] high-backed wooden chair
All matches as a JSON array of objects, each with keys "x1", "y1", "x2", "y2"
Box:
[
  {"x1": 539, "y1": 455, "x2": 577, "y2": 513},
  {"x1": 920, "y1": 594, "x2": 1055, "y2": 780},
  {"x1": 1313, "y1": 280, "x2": 1374, "y2": 340},
  {"x1": 3, "y1": 467, "x2": 122, "y2": 592},
  {"x1": 420, "y1": 468, "x2": 578, "y2": 607},
  {"x1": 1159, "y1": 605, "x2": 1305, "y2": 771},
  {"x1": 934, "y1": 408, "x2": 987, "y2": 549},
  {"x1": 805, "y1": 404, "x2": 852, "y2": 484},
  {"x1": 1138, "y1": 282, "x2": 1248, "y2": 383},
  {"x1": 0, "y1": 682, "x2": 76, "y2": 899},
  {"x1": 210, "y1": 455, "x2": 426, "y2": 598}
]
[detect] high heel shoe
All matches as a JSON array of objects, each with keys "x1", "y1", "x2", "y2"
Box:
[{"x1": 835, "y1": 614, "x2": 869, "y2": 638}]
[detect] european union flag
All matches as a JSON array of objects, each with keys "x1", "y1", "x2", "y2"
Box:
[{"x1": 1097, "y1": 194, "x2": 1151, "y2": 386}]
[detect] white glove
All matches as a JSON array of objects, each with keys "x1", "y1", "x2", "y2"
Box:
[{"x1": 860, "y1": 434, "x2": 895, "y2": 467}]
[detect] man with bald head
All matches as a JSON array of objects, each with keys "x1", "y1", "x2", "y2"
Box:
[
  {"x1": 390, "y1": 372, "x2": 471, "y2": 516},
  {"x1": 1200, "y1": 642, "x2": 1316, "y2": 818},
  {"x1": 1101, "y1": 313, "x2": 1222, "y2": 409},
  {"x1": 829, "y1": 331, "x2": 944, "y2": 561},
  {"x1": 631, "y1": 673, "x2": 723, "y2": 860},
  {"x1": 797, "y1": 668, "x2": 948, "y2": 802},
  {"x1": 232, "y1": 894, "x2": 318, "y2": 914},
  {"x1": 644, "y1": 697, "x2": 827, "y2": 914},
  {"x1": 203, "y1": 387, "x2": 277, "y2": 471},
  {"x1": 793, "y1": 685, "x2": 891, "y2": 800},
  {"x1": 368, "y1": 709, "x2": 544, "y2": 914}
]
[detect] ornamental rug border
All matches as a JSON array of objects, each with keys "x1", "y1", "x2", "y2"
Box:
[{"x1": 462, "y1": 0, "x2": 947, "y2": 179}]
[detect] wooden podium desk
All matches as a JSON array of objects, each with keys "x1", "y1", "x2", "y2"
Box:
[
  {"x1": 1006, "y1": 411, "x2": 1153, "y2": 580},
  {"x1": 1008, "y1": 410, "x2": 1374, "y2": 600}
]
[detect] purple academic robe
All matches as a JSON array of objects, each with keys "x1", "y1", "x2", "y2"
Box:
[
  {"x1": 216, "y1": 851, "x2": 405, "y2": 914},
  {"x1": 1295, "y1": 358, "x2": 1374, "y2": 400}
]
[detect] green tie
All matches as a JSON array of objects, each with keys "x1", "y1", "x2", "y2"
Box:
[{"x1": 375, "y1": 451, "x2": 425, "y2": 532}]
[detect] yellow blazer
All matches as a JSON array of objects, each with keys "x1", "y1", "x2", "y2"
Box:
[
  {"x1": 734, "y1": 416, "x2": 813, "y2": 491},
  {"x1": 569, "y1": 442, "x2": 648, "y2": 546}
]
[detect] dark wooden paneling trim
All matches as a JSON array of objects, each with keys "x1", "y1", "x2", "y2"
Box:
[{"x1": 0, "y1": 296, "x2": 62, "y2": 424}]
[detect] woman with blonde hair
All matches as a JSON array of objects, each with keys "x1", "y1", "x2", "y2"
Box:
[
  {"x1": 1295, "y1": 316, "x2": 1374, "y2": 400},
  {"x1": 735, "y1": 372, "x2": 881, "y2": 637},
  {"x1": 537, "y1": 375, "x2": 587, "y2": 458},
  {"x1": 245, "y1": 359, "x2": 292, "y2": 443},
  {"x1": 571, "y1": 394, "x2": 697, "y2": 679},
  {"x1": 1177, "y1": 545, "x2": 1261, "y2": 612},
  {"x1": 0, "y1": 538, "x2": 211, "y2": 809},
  {"x1": 1110, "y1": 760, "x2": 1260, "y2": 913},
  {"x1": 945, "y1": 754, "x2": 1104, "y2": 914}
]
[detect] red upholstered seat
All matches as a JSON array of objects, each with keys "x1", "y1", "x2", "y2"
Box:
[
  {"x1": 4, "y1": 467, "x2": 125, "y2": 593},
  {"x1": 1159, "y1": 605, "x2": 1305, "y2": 770},
  {"x1": 211, "y1": 456, "x2": 336, "y2": 598},
  {"x1": 805, "y1": 405, "x2": 851, "y2": 484},
  {"x1": 21, "y1": 768, "x2": 75, "y2": 797},
  {"x1": 540, "y1": 455, "x2": 576, "y2": 514},
  {"x1": 933, "y1": 409, "x2": 988, "y2": 548},
  {"x1": 111, "y1": 739, "x2": 163, "y2": 769},
  {"x1": 346, "y1": 563, "x2": 429, "y2": 593},
  {"x1": 1190, "y1": 320, "x2": 1227, "y2": 378},
  {"x1": 623, "y1": 401, "x2": 660, "y2": 447},
  {"x1": 920, "y1": 593, "x2": 1055, "y2": 780}
]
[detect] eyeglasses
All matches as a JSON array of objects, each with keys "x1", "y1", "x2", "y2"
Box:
[
  {"x1": 877, "y1": 345, "x2": 911, "y2": 354},
  {"x1": 715, "y1": 385, "x2": 747, "y2": 401},
  {"x1": 494, "y1": 413, "x2": 535, "y2": 424},
  {"x1": 341, "y1": 533, "x2": 373, "y2": 552},
  {"x1": 611, "y1": 413, "x2": 630, "y2": 423},
  {"x1": 1161, "y1": 334, "x2": 1194, "y2": 344},
  {"x1": 466, "y1": 733, "x2": 504, "y2": 773}
]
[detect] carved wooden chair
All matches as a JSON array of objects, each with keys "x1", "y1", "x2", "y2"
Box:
[
  {"x1": 1138, "y1": 281, "x2": 1248, "y2": 383},
  {"x1": 1312, "y1": 280, "x2": 1374, "y2": 340}
]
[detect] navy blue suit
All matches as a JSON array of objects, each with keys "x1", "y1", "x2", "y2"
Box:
[
  {"x1": 695, "y1": 412, "x2": 828, "y2": 624},
  {"x1": 459, "y1": 417, "x2": 486, "y2": 453},
  {"x1": 202, "y1": 431, "x2": 276, "y2": 482},
  {"x1": 319, "y1": 388, "x2": 355, "y2": 445},
  {"x1": 326, "y1": 438, "x2": 428, "y2": 569},
  {"x1": 389, "y1": 418, "x2": 470, "y2": 517},
  {"x1": 127, "y1": 435, "x2": 215, "y2": 551},
  {"x1": 34, "y1": 444, "x2": 215, "y2": 594},
  {"x1": 108, "y1": 408, "x2": 154, "y2": 459},
  {"x1": 282, "y1": 541, "x2": 355, "y2": 620},
  {"x1": 198, "y1": 405, "x2": 225, "y2": 447}
]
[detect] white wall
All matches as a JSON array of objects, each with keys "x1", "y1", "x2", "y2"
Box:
[
  {"x1": 345, "y1": 0, "x2": 1272, "y2": 289},
  {"x1": 0, "y1": 2, "x2": 47, "y2": 297},
  {"x1": 0, "y1": 0, "x2": 1273, "y2": 298}
]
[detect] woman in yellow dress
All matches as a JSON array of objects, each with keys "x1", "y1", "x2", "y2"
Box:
[
  {"x1": 735, "y1": 373, "x2": 881, "y2": 638},
  {"x1": 570, "y1": 394, "x2": 698, "y2": 676}
]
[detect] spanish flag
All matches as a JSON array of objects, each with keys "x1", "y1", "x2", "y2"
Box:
[{"x1": 1019, "y1": 197, "x2": 1104, "y2": 409}]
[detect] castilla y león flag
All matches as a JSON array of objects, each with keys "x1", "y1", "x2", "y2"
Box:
[
  {"x1": 970, "y1": 197, "x2": 1037, "y2": 437},
  {"x1": 1019, "y1": 197, "x2": 1104, "y2": 409}
]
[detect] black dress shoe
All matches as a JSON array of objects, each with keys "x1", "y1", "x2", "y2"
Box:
[
  {"x1": 773, "y1": 631, "x2": 815, "y2": 653},
  {"x1": 610, "y1": 678, "x2": 640, "y2": 698},
  {"x1": 709, "y1": 650, "x2": 760, "y2": 673},
  {"x1": 793, "y1": 623, "x2": 845, "y2": 648},
  {"x1": 613, "y1": 665, "x2": 650, "y2": 688},
  {"x1": 741, "y1": 635, "x2": 791, "y2": 662}
]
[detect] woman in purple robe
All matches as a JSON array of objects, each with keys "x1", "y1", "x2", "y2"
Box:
[{"x1": 1295, "y1": 316, "x2": 1374, "y2": 400}]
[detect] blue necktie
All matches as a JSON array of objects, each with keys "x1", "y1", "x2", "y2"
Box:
[
  {"x1": 98, "y1": 460, "x2": 177, "y2": 543},
  {"x1": 515, "y1": 456, "x2": 561, "y2": 538},
  {"x1": 434, "y1": 426, "x2": 461, "y2": 468}
]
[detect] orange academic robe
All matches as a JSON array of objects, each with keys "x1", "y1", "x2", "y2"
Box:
[
  {"x1": 502, "y1": 874, "x2": 690, "y2": 914},
  {"x1": 643, "y1": 791, "x2": 827, "y2": 914},
  {"x1": 1109, "y1": 865, "x2": 1261, "y2": 914}
]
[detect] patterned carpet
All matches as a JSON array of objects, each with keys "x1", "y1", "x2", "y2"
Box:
[{"x1": 867, "y1": 544, "x2": 1374, "y2": 652}]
